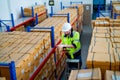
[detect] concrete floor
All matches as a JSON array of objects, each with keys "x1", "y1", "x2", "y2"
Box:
[{"x1": 81, "y1": 25, "x2": 92, "y2": 69}]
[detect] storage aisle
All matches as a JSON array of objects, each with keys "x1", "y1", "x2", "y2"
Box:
[{"x1": 81, "y1": 25, "x2": 92, "y2": 69}]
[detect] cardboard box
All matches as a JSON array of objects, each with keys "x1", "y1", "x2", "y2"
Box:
[
  {"x1": 105, "y1": 70, "x2": 120, "y2": 80},
  {"x1": 92, "y1": 33, "x2": 110, "y2": 38},
  {"x1": 113, "y1": 48, "x2": 120, "y2": 74},
  {"x1": 111, "y1": 32, "x2": 120, "y2": 38},
  {"x1": 0, "y1": 32, "x2": 52, "y2": 80},
  {"x1": 94, "y1": 20, "x2": 110, "y2": 27},
  {"x1": 91, "y1": 37, "x2": 111, "y2": 43},
  {"x1": 96, "y1": 17, "x2": 110, "y2": 22},
  {"x1": 93, "y1": 29, "x2": 110, "y2": 33},
  {"x1": 112, "y1": 43, "x2": 120, "y2": 48},
  {"x1": 89, "y1": 42, "x2": 113, "y2": 54},
  {"x1": 113, "y1": 53, "x2": 120, "y2": 71},
  {"x1": 24, "y1": 5, "x2": 46, "y2": 17},
  {"x1": 0, "y1": 77, "x2": 6, "y2": 80},
  {"x1": 113, "y1": 48, "x2": 120, "y2": 55},
  {"x1": 87, "y1": 53, "x2": 115, "y2": 75},
  {"x1": 111, "y1": 38, "x2": 120, "y2": 43},
  {"x1": 110, "y1": 27, "x2": 120, "y2": 31},
  {"x1": 69, "y1": 68, "x2": 101, "y2": 80}
]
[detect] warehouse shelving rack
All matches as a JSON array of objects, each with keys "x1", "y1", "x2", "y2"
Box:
[
  {"x1": 50, "y1": 13, "x2": 70, "y2": 23},
  {"x1": 109, "y1": 0, "x2": 120, "y2": 19},
  {"x1": 0, "y1": 13, "x2": 14, "y2": 32},
  {"x1": 55, "y1": 1, "x2": 82, "y2": 29},
  {"x1": 96, "y1": 0, "x2": 120, "y2": 19},
  {"x1": 60, "y1": 2, "x2": 79, "y2": 24},
  {"x1": 70, "y1": 1, "x2": 83, "y2": 32},
  {"x1": 0, "y1": 4, "x2": 47, "y2": 32},
  {"x1": 60, "y1": 2, "x2": 83, "y2": 32},
  {"x1": 0, "y1": 12, "x2": 70, "y2": 80},
  {"x1": 28, "y1": 26, "x2": 59, "y2": 80},
  {"x1": 0, "y1": 2, "x2": 81, "y2": 79},
  {"x1": 21, "y1": 5, "x2": 47, "y2": 20},
  {"x1": 0, "y1": 26, "x2": 56, "y2": 80},
  {"x1": 0, "y1": 18, "x2": 11, "y2": 32},
  {"x1": 0, "y1": 61, "x2": 16, "y2": 80},
  {"x1": 0, "y1": 13, "x2": 34, "y2": 32},
  {"x1": 114, "y1": 12, "x2": 120, "y2": 19},
  {"x1": 112, "y1": 1, "x2": 120, "y2": 19},
  {"x1": 29, "y1": 13, "x2": 71, "y2": 80},
  {"x1": 19, "y1": 5, "x2": 47, "y2": 27}
]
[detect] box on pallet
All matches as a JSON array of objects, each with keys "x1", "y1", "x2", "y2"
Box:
[
  {"x1": 0, "y1": 32, "x2": 52, "y2": 80},
  {"x1": 113, "y1": 48, "x2": 120, "y2": 71},
  {"x1": 111, "y1": 32, "x2": 120, "y2": 38},
  {"x1": 110, "y1": 19, "x2": 120, "y2": 25},
  {"x1": 111, "y1": 38, "x2": 120, "y2": 43},
  {"x1": 89, "y1": 41, "x2": 113, "y2": 54},
  {"x1": 112, "y1": 43, "x2": 120, "y2": 48},
  {"x1": 69, "y1": 68, "x2": 101, "y2": 80},
  {"x1": 94, "y1": 20, "x2": 110, "y2": 27},
  {"x1": 110, "y1": 27, "x2": 120, "y2": 32},
  {"x1": 70, "y1": 4, "x2": 84, "y2": 16},
  {"x1": 105, "y1": 70, "x2": 120, "y2": 80},
  {"x1": 34, "y1": 53, "x2": 56, "y2": 80},
  {"x1": 92, "y1": 33, "x2": 110, "y2": 38},
  {"x1": 87, "y1": 53, "x2": 115, "y2": 77},
  {"x1": 15, "y1": 26, "x2": 25, "y2": 31},
  {"x1": 90, "y1": 37, "x2": 111, "y2": 44},
  {"x1": 113, "y1": 53, "x2": 120, "y2": 71},
  {"x1": 96, "y1": 17, "x2": 110, "y2": 22},
  {"x1": 93, "y1": 29, "x2": 110, "y2": 34},
  {"x1": 24, "y1": 5, "x2": 46, "y2": 17}
]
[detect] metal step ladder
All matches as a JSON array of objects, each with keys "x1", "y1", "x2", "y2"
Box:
[{"x1": 65, "y1": 59, "x2": 80, "y2": 80}]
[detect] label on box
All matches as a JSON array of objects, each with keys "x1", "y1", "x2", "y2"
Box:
[
  {"x1": 36, "y1": 53, "x2": 38, "y2": 57},
  {"x1": 39, "y1": 49, "x2": 42, "y2": 54},
  {"x1": 112, "y1": 74, "x2": 120, "y2": 80},
  {"x1": 34, "y1": 66, "x2": 37, "y2": 71},
  {"x1": 77, "y1": 72, "x2": 92, "y2": 78},
  {"x1": 34, "y1": 55, "x2": 36, "y2": 60},
  {"x1": 21, "y1": 69, "x2": 25, "y2": 74},
  {"x1": 28, "y1": 62, "x2": 31, "y2": 67},
  {"x1": 86, "y1": 6, "x2": 89, "y2": 10},
  {"x1": 39, "y1": 58, "x2": 43, "y2": 63}
]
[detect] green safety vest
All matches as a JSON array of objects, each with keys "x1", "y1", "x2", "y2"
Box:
[{"x1": 61, "y1": 31, "x2": 81, "y2": 59}]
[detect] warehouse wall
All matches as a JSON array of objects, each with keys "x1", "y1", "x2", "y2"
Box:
[
  {"x1": 0, "y1": 0, "x2": 113, "y2": 20},
  {"x1": 0, "y1": 0, "x2": 10, "y2": 20},
  {"x1": 0, "y1": 0, "x2": 44, "y2": 20}
]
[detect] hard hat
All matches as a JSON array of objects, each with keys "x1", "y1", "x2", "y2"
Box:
[{"x1": 62, "y1": 23, "x2": 72, "y2": 32}]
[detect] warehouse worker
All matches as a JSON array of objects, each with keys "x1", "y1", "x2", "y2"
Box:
[{"x1": 58, "y1": 22, "x2": 81, "y2": 61}]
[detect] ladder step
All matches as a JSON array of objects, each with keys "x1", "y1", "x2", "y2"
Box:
[{"x1": 66, "y1": 59, "x2": 80, "y2": 63}]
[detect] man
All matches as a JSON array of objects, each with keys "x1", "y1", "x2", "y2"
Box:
[{"x1": 58, "y1": 22, "x2": 81, "y2": 60}]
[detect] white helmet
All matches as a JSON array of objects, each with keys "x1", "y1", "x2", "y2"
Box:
[{"x1": 62, "y1": 23, "x2": 72, "y2": 32}]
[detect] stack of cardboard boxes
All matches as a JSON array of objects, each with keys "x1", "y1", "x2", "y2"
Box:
[{"x1": 24, "y1": 5, "x2": 47, "y2": 23}]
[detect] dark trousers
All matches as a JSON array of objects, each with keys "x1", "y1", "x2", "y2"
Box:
[
  {"x1": 66, "y1": 49, "x2": 81, "y2": 61},
  {"x1": 66, "y1": 49, "x2": 82, "y2": 68}
]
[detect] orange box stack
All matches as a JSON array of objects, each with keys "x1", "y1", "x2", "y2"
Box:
[
  {"x1": 105, "y1": 70, "x2": 120, "y2": 80},
  {"x1": 24, "y1": 5, "x2": 47, "y2": 23},
  {"x1": 0, "y1": 31, "x2": 51, "y2": 80},
  {"x1": 69, "y1": 68, "x2": 101, "y2": 80}
]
